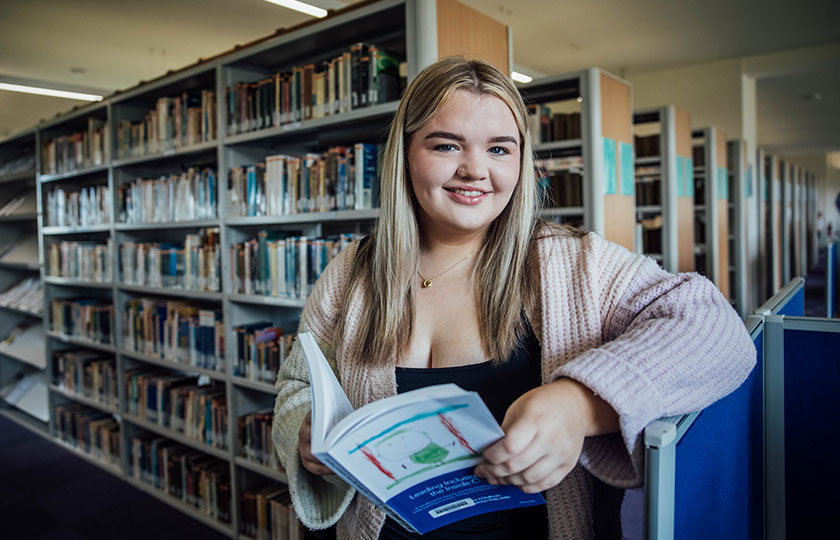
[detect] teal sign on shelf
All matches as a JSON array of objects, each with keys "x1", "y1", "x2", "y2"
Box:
[
  {"x1": 603, "y1": 137, "x2": 617, "y2": 195},
  {"x1": 717, "y1": 166, "x2": 729, "y2": 200},
  {"x1": 619, "y1": 141, "x2": 634, "y2": 195},
  {"x1": 676, "y1": 156, "x2": 685, "y2": 198},
  {"x1": 746, "y1": 164, "x2": 753, "y2": 198}
]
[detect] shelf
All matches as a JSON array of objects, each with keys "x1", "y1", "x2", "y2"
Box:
[
  {"x1": 0, "y1": 212, "x2": 37, "y2": 223},
  {"x1": 693, "y1": 166, "x2": 706, "y2": 174},
  {"x1": 44, "y1": 276, "x2": 113, "y2": 289},
  {"x1": 636, "y1": 205, "x2": 662, "y2": 214},
  {"x1": 42, "y1": 224, "x2": 111, "y2": 235},
  {"x1": 694, "y1": 205, "x2": 706, "y2": 212},
  {"x1": 645, "y1": 253, "x2": 664, "y2": 261},
  {"x1": 0, "y1": 261, "x2": 39, "y2": 271},
  {"x1": 223, "y1": 101, "x2": 399, "y2": 147},
  {"x1": 540, "y1": 207, "x2": 584, "y2": 217},
  {"x1": 122, "y1": 412, "x2": 230, "y2": 460},
  {"x1": 635, "y1": 156, "x2": 661, "y2": 165},
  {"x1": 227, "y1": 293, "x2": 306, "y2": 309},
  {"x1": 39, "y1": 164, "x2": 109, "y2": 184},
  {"x1": 115, "y1": 219, "x2": 220, "y2": 231},
  {"x1": 0, "y1": 169, "x2": 36, "y2": 184},
  {"x1": 118, "y1": 348, "x2": 226, "y2": 381},
  {"x1": 0, "y1": 303, "x2": 42, "y2": 318},
  {"x1": 111, "y1": 140, "x2": 217, "y2": 168},
  {"x1": 533, "y1": 139, "x2": 583, "y2": 154},
  {"x1": 117, "y1": 284, "x2": 222, "y2": 301},
  {"x1": 125, "y1": 477, "x2": 235, "y2": 537},
  {"x1": 49, "y1": 385, "x2": 120, "y2": 415},
  {"x1": 694, "y1": 245, "x2": 706, "y2": 255},
  {"x1": 234, "y1": 456, "x2": 288, "y2": 484},
  {"x1": 231, "y1": 376, "x2": 277, "y2": 395},
  {"x1": 45, "y1": 331, "x2": 116, "y2": 353},
  {"x1": 0, "y1": 407, "x2": 49, "y2": 439},
  {"x1": 53, "y1": 438, "x2": 124, "y2": 478},
  {"x1": 225, "y1": 209, "x2": 379, "y2": 227}
]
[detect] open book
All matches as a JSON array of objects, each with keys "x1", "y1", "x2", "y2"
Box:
[{"x1": 298, "y1": 332, "x2": 545, "y2": 534}]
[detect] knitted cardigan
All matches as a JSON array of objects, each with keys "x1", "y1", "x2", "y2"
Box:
[{"x1": 272, "y1": 231, "x2": 756, "y2": 539}]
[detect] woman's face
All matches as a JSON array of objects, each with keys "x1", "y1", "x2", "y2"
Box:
[{"x1": 406, "y1": 89, "x2": 521, "y2": 243}]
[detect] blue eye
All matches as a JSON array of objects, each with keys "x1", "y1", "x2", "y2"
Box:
[{"x1": 489, "y1": 146, "x2": 510, "y2": 155}]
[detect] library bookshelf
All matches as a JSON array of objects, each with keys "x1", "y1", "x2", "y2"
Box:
[{"x1": 4, "y1": 0, "x2": 521, "y2": 537}]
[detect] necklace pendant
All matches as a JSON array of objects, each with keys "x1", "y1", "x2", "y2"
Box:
[{"x1": 422, "y1": 279, "x2": 433, "y2": 288}]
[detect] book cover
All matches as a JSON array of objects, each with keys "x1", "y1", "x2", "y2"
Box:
[{"x1": 298, "y1": 332, "x2": 544, "y2": 534}]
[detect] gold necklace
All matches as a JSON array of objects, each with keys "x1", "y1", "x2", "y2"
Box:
[{"x1": 417, "y1": 253, "x2": 473, "y2": 289}]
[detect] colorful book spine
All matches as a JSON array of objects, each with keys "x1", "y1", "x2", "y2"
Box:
[
  {"x1": 48, "y1": 240, "x2": 113, "y2": 282},
  {"x1": 50, "y1": 299, "x2": 113, "y2": 345},
  {"x1": 54, "y1": 350, "x2": 117, "y2": 407},
  {"x1": 55, "y1": 403, "x2": 120, "y2": 466},
  {"x1": 237, "y1": 410, "x2": 282, "y2": 470},
  {"x1": 233, "y1": 323, "x2": 293, "y2": 384},
  {"x1": 240, "y1": 485, "x2": 304, "y2": 540},
  {"x1": 40, "y1": 118, "x2": 108, "y2": 175},
  {"x1": 117, "y1": 168, "x2": 217, "y2": 224},
  {"x1": 119, "y1": 228, "x2": 220, "y2": 292},
  {"x1": 46, "y1": 185, "x2": 111, "y2": 227}
]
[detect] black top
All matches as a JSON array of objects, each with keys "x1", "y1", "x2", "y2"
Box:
[{"x1": 379, "y1": 325, "x2": 549, "y2": 539}]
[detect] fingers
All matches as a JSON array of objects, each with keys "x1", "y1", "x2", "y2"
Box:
[{"x1": 299, "y1": 410, "x2": 333, "y2": 476}]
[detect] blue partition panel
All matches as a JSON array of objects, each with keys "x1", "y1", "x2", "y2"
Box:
[
  {"x1": 672, "y1": 330, "x2": 764, "y2": 540},
  {"x1": 783, "y1": 325, "x2": 840, "y2": 538},
  {"x1": 829, "y1": 242, "x2": 837, "y2": 317},
  {"x1": 777, "y1": 286, "x2": 804, "y2": 316}
]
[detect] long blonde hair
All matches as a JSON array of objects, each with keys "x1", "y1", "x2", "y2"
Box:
[{"x1": 337, "y1": 57, "x2": 548, "y2": 366}]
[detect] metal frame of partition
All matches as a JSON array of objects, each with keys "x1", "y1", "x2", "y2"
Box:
[
  {"x1": 828, "y1": 241, "x2": 837, "y2": 318},
  {"x1": 755, "y1": 276, "x2": 805, "y2": 317}
]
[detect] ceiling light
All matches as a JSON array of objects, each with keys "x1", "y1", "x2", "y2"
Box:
[
  {"x1": 0, "y1": 82, "x2": 102, "y2": 102},
  {"x1": 511, "y1": 71, "x2": 533, "y2": 84},
  {"x1": 263, "y1": 0, "x2": 327, "y2": 18}
]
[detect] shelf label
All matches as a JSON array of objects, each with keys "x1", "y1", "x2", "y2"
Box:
[
  {"x1": 746, "y1": 164, "x2": 753, "y2": 198},
  {"x1": 603, "y1": 137, "x2": 617, "y2": 195},
  {"x1": 718, "y1": 166, "x2": 729, "y2": 200},
  {"x1": 619, "y1": 141, "x2": 634, "y2": 196}
]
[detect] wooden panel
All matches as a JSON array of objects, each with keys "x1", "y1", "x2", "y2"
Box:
[
  {"x1": 677, "y1": 197, "x2": 694, "y2": 272},
  {"x1": 436, "y1": 0, "x2": 509, "y2": 74},
  {"x1": 603, "y1": 194, "x2": 635, "y2": 250},
  {"x1": 716, "y1": 129, "x2": 728, "y2": 169},
  {"x1": 718, "y1": 199, "x2": 730, "y2": 298},
  {"x1": 600, "y1": 74, "x2": 632, "y2": 144},
  {"x1": 675, "y1": 107, "x2": 692, "y2": 158}
]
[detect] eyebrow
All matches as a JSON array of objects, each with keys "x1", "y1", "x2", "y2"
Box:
[{"x1": 424, "y1": 131, "x2": 517, "y2": 145}]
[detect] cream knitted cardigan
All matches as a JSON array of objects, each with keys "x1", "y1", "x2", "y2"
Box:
[{"x1": 272, "y1": 231, "x2": 756, "y2": 539}]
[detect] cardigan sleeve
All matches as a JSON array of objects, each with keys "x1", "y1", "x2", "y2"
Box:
[
  {"x1": 271, "y1": 246, "x2": 359, "y2": 529},
  {"x1": 550, "y1": 233, "x2": 756, "y2": 487}
]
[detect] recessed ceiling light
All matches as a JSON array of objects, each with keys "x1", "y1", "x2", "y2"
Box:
[
  {"x1": 263, "y1": 0, "x2": 327, "y2": 18},
  {"x1": 511, "y1": 71, "x2": 533, "y2": 84},
  {"x1": 0, "y1": 82, "x2": 102, "y2": 101}
]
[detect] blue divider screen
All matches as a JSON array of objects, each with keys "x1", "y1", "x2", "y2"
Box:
[
  {"x1": 830, "y1": 243, "x2": 838, "y2": 317},
  {"x1": 784, "y1": 327, "x2": 840, "y2": 538},
  {"x1": 777, "y1": 286, "x2": 805, "y2": 316},
  {"x1": 673, "y1": 330, "x2": 763, "y2": 540}
]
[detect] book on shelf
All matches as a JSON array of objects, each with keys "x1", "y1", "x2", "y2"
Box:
[
  {"x1": 0, "y1": 321, "x2": 46, "y2": 368},
  {"x1": 0, "y1": 154, "x2": 35, "y2": 178},
  {"x1": 538, "y1": 169, "x2": 583, "y2": 209},
  {"x1": 54, "y1": 350, "x2": 117, "y2": 407},
  {"x1": 233, "y1": 322, "x2": 293, "y2": 384},
  {"x1": 0, "y1": 187, "x2": 37, "y2": 217},
  {"x1": 120, "y1": 228, "x2": 220, "y2": 292},
  {"x1": 526, "y1": 105, "x2": 581, "y2": 144},
  {"x1": 0, "y1": 277, "x2": 43, "y2": 315},
  {"x1": 122, "y1": 299, "x2": 224, "y2": 371},
  {"x1": 0, "y1": 231, "x2": 40, "y2": 267},
  {"x1": 225, "y1": 42, "x2": 403, "y2": 137},
  {"x1": 240, "y1": 485, "x2": 303, "y2": 540},
  {"x1": 634, "y1": 134, "x2": 660, "y2": 158},
  {"x1": 46, "y1": 184, "x2": 111, "y2": 227},
  {"x1": 2, "y1": 369, "x2": 48, "y2": 421},
  {"x1": 298, "y1": 332, "x2": 545, "y2": 534},
  {"x1": 117, "y1": 168, "x2": 217, "y2": 224},
  {"x1": 50, "y1": 299, "x2": 113, "y2": 345},
  {"x1": 40, "y1": 117, "x2": 108, "y2": 175},
  {"x1": 130, "y1": 434, "x2": 231, "y2": 523},
  {"x1": 124, "y1": 368, "x2": 228, "y2": 449},
  {"x1": 232, "y1": 232, "x2": 361, "y2": 301},
  {"x1": 48, "y1": 240, "x2": 112, "y2": 283},
  {"x1": 55, "y1": 402, "x2": 120, "y2": 465},
  {"x1": 116, "y1": 90, "x2": 216, "y2": 159},
  {"x1": 238, "y1": 409, "x2": 283, "y2": 471}
]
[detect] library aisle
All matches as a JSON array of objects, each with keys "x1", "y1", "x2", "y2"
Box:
[{"x1": 0, "y1": 414, "x2": 228, "y2": 540}]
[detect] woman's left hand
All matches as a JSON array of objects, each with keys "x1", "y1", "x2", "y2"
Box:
[{"x1": 474, "y1": 378, "x2": 618, "y2": 493}]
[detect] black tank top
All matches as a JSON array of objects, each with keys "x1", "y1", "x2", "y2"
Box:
[{"x1": 379, "y1": 325, "x2": 549, "y2": 540}]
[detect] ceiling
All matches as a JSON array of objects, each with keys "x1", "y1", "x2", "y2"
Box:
[{"x1": 1, "y1": 0, "x2": 839, "y2": 160}]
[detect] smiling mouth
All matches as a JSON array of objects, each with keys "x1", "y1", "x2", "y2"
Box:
[{"x1": 444, "y1": 187, "x2": 489, "y2": 197}]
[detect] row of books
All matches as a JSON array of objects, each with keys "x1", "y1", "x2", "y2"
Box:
[
  {"x1": 122, "y1": 299, "x2": 224, "y2": 372},
  {"x1": 116, "y1": 90, "x2": 217, "y2": 159},
  {"x1": 226, "y1": 42, "x2": 401, "y2": 136},
  {"x1": 232, "y1": 232, "x2": 361, "y2": 299},
  {"x1": 117, "y1": 168, "x2": 217, "y2": 224},
  {"x1": 125, "y1": 369, "x2": 228, "y2": 449},
  {"x1": 47, "y1": 240, "x2": 112, "y2": 283},
  {"x1": 40, "y1": 117, "x2": 108, "y2": 175},
  {"x1": 55, "y1": 403, "x2": 121, "y2": 467},
  {"x1": 636, "y1": 177, "x2": 662, "y2": 207},
  {"x1": 54, "y1": 351, "x2": 117, "y2": 408},
  {"x1": 119, "y1": 228, "x2": 221, "y2": 292},
  {"x1": 635, "y1": 134, "x2": 660, "y2": 158},
  {"x1": 227, "y1": 143, "x2": 378, "y2": 218},
  {"x1": 240, "y1": 485, "x2": 302, "y2": 540},
  {"x1": 233, "y1": 322, "x2": 293, "y2": 384},
  {"x1": 238, "y1": 410, "x2": 281, "y2": 471},
  {"x1": 45, "y1": 185, "x2": 111, "y2": 228},
  {"x1": 50, "y1": 299, "x2": 113, "y2": 346},
  {"x1": 541, "y1": 170, "x2": 584, "y2": 208},
  {"x1": 0, "y1": 277, "x2": 43, "y2": 316},
  {"x1": 638, "y1": 215, "x2": 663, "y2": 255},
  {"x1": 527, "y1": 105, "x2": 582, "y2": 144},
  {"x1": 0, "y1": 154, "x2": 35, "y2": 178},
  {"x1": 130, "y1": 434, "x2": 231, "y2": 523}
]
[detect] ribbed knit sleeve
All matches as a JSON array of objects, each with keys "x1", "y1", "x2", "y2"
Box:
[
  {"x1": 271, "y1": 245, "x2": 359, "y2": 529},
  {"x1": 550, "y1": 233, "x2": 756, "y2": 487}
]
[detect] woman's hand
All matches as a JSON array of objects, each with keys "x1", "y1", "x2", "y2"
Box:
[
  {"x1": 474, "y1": 378, "x2": 619, "y2": 493},
  {"x1": 299, "y1": 410, "x2": 335, "y2": 476}
]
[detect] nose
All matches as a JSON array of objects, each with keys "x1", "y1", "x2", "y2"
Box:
[{"x1": 456, "y1": 149, "x2": 488, "y2": 181}]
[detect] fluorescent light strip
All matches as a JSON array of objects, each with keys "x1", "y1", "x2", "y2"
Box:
[
  {"x1": 264, "y1": 0, "x2": 328, "y2": 18},
  {"x1": 0, "y1": 82, "x2": 103, "y2": 102},
  {"x1": 511, "y1": 71, "x2": 533, "y2": 84}
]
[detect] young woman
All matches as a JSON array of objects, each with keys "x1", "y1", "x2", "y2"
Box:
[{"x1": 272, "y1": 57, "x2": 755, "y2": 540}]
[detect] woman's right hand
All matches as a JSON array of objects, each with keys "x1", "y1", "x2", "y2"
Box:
[{"x1": 299, "y1": 410, "x2": 334, "y2": 475}]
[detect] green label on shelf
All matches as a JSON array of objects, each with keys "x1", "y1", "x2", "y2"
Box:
[
  {"x1": 717, "y1": 166, "x2": 729, "y2": 200},
  {"x1": 746, "y1": 164, "x2": 753, "y2": 198},
  {"x1": 619, "y1": 141, "x2": 634, "y2": 196},
  {"x1": 603, "y1": 137, "x2": 617, "y2": 195}
]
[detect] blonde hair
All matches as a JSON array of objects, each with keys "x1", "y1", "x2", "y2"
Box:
[{"x1": 337, "y1": 57, "x2": 551, "y2": 366}]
